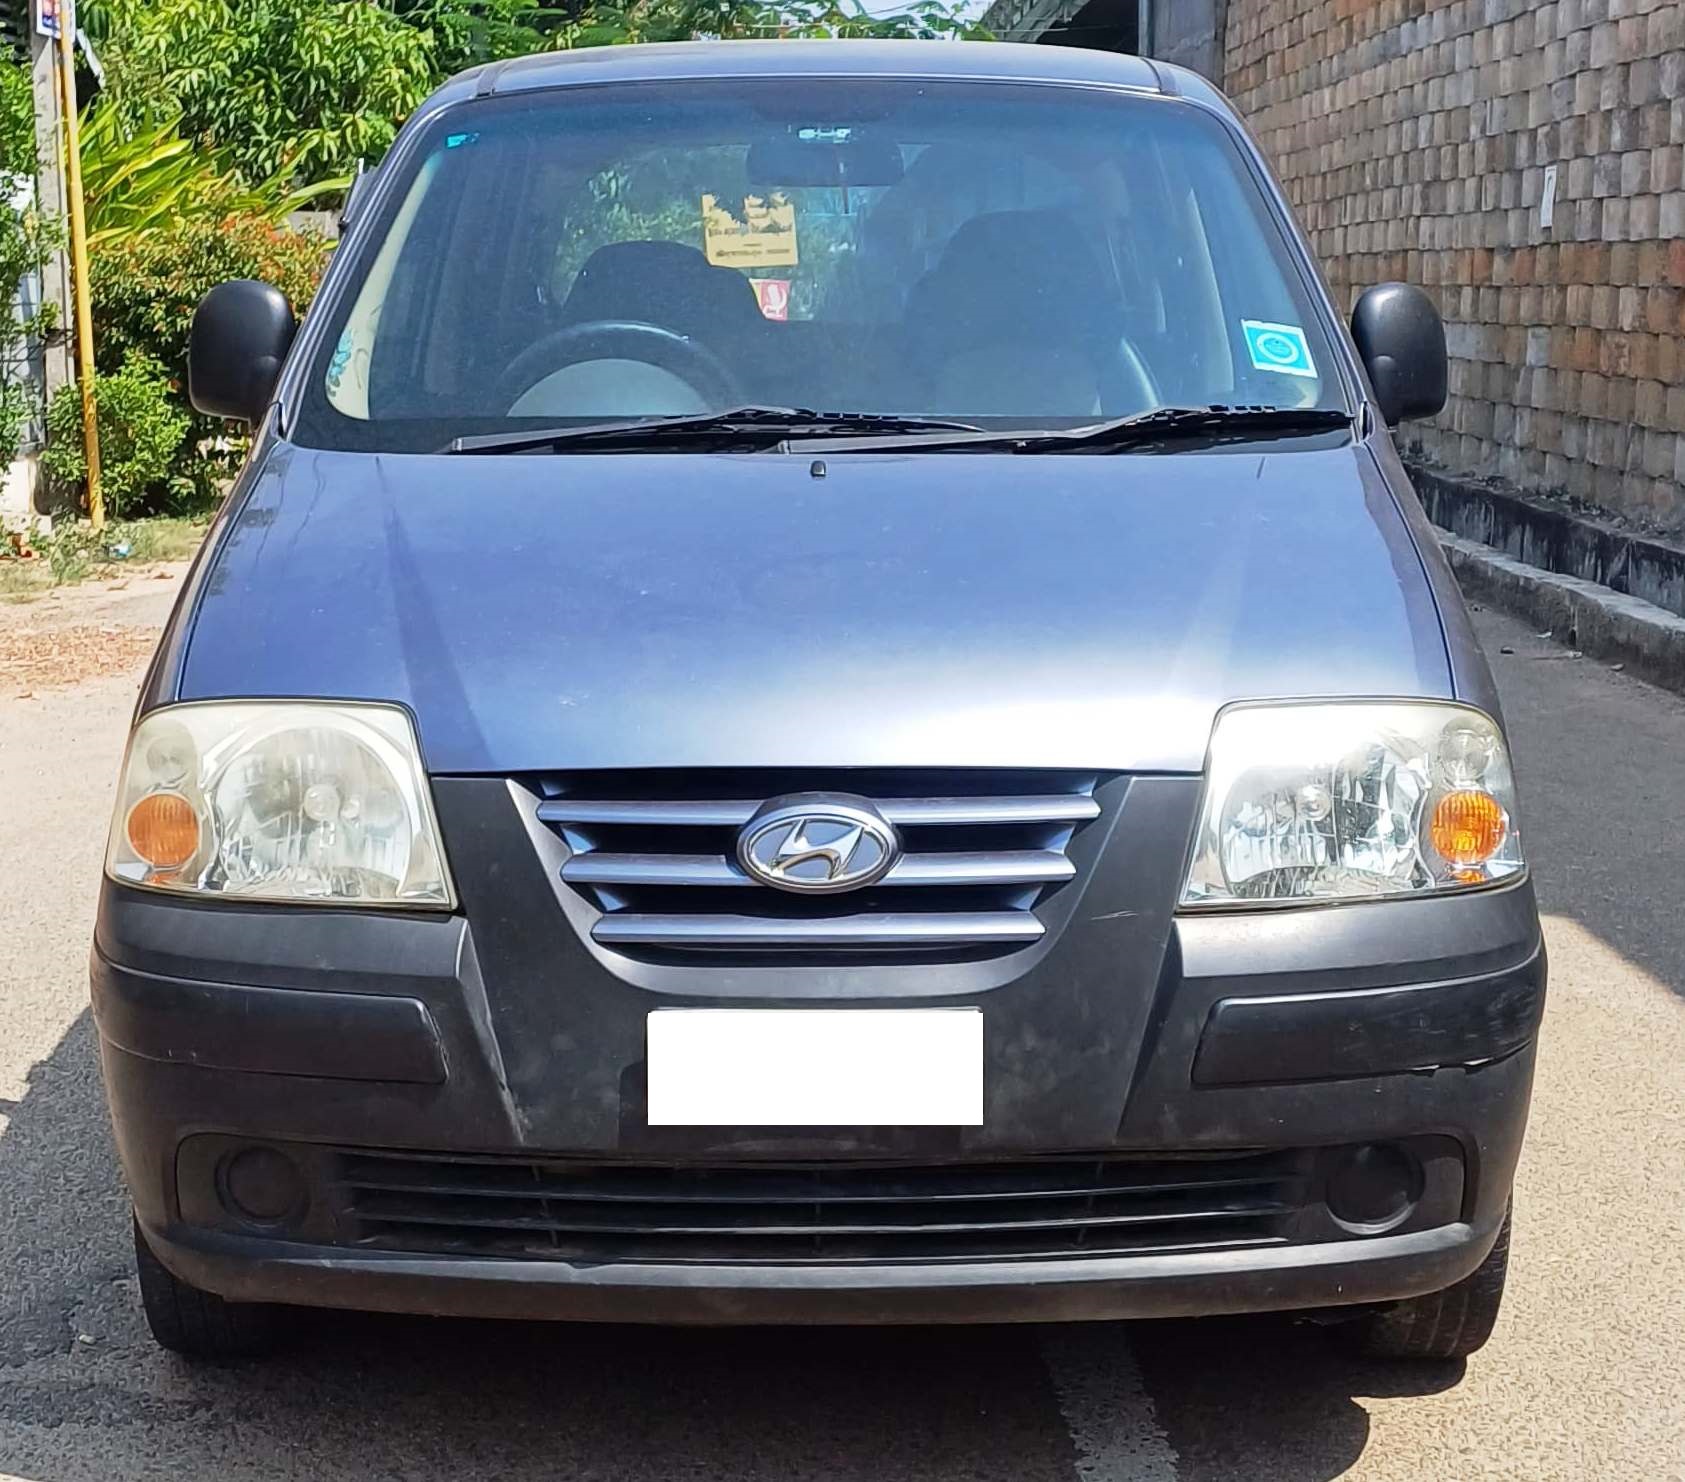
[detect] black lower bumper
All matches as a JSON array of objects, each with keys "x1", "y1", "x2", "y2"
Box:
[
  {"x1": 141, "y1": 1208, "x2": 1508, "y2": 1326},
  {"x1": 93, "y1": 853, "x2": 1544, "y2": 1325}
]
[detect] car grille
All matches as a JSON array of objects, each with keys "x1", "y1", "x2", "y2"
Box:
[
  {"x1": 336, "y1": 1150, "x2": 1309, "y2": 1265},
  {"x1": 534, "y1": 768, "x2": 1103, "y2": 953}
]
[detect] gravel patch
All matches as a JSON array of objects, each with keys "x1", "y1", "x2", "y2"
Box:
[
  {"x1": 0, "y1": 563, "x2": 188, "y2": 696},
  {"x1": 0, "y1": 626, "x2": 161, "y2": 696}
]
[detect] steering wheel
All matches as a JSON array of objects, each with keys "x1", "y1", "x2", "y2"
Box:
[{"x1": 494, "y1": 319, "x2": 744, "y2": 412}]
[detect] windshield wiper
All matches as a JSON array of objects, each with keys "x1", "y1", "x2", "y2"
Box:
[
  {"x1": 442, "y1": 406, "x2": 984, "y2": 454},
  {"x1": 442, "y1": 403, "x2": 1349, "y2": 455},
  {"x1": 784, "y1": 404, "x2": 1354, "y2": 454},
  {"x1": 1027, "y1": 403, "x2": 1351, "y2": 450}
]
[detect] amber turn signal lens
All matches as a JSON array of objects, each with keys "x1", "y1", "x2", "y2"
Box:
[
  {"x1": 1429, "y1": 789, "x2": 1507, "y2": 867},
  {"x1": 125, "y1": 792, "x2": 200, "y2": 870}
]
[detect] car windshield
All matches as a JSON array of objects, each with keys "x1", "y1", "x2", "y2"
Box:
[{"x1": 296, "y1": 78, "x2": 1349, "y2": 453}]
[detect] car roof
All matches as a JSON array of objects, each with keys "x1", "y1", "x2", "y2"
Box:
[{"x1": 448, "y1": 39, "x2": 1187, "y2": 104}]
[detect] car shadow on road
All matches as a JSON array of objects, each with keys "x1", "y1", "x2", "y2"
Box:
[
  {"x1": 1126, "y1": 1314, "x2": 1464, "y2": 1479},
  {"x1": 2, "y1": 1016, "x2": 1457, "y2": 1482}
]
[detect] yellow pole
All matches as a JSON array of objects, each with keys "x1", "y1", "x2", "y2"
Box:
[{"x1": 55, "y1": 8, "x2": 102, "y2": 529}]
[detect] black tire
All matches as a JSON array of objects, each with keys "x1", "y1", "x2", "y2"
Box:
[
  {"x1": 1343, "y1": 1208, "x2": 1511, "y2": 1360},
  {"x1": 133, "y1": 1217, "x2": 282, "y2": 1360}
]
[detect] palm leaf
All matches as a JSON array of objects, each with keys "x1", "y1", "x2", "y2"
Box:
[{"x1": 80, "y1": 104, "x2": 348, "y2": 249}]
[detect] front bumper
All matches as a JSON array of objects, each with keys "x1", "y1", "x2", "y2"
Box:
[
  {"x1": 143, "y1": 1208, "x2": 1509, "y2": 1326},
  {"x1": 93, "y1": 774, "x2": 1545, "y2": 1325}
]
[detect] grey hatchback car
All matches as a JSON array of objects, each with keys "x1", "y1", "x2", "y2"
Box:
[{"x1": 94, "y1": 41, "x2": 1543, "y2": 1362}]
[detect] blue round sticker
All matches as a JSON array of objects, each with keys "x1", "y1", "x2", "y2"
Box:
[{"x1": 1242, "y1": 320, "x2": 1316, "y2": 378}]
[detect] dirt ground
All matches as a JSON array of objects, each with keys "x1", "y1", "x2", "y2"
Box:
[{"x1": 0, "y1": 563, "x2": 192, "y2": 696}]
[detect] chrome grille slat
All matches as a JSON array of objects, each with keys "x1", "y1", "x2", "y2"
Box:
[
  {"x1": 537, "y1": 770, "x2": 1102, "y2": 956},
  {"x1": 884, "y1": 851, "x2": 1076, "y2": 885},
  {"x1": 538, "y1": 794, "x2": 1100, "y2": 828},
  {"x1": 563, "y1": 849, "x2": 1077, "y2": 889},
  {"x1": 592, "y1": 911, "x2": 1045, "y2": 948},
  {"x1": 882, "y1": 796, "x2": 1100, "y2": 825}
]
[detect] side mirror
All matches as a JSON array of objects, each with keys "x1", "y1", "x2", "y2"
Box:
[
  {"x1": 1350, "y1": 283, "x2": 1447, "y2": 426},
  {"x1": 188, "y1": 280, "x2": 297, "y2": 425}
]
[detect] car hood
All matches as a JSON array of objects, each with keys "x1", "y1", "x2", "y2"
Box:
[{"x1": 179, "y1": 443, "x2": 1450, "y2": 774}]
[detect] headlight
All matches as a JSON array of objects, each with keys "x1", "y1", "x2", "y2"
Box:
[
  {"x1": 106, "y1": 702, "x2": 454, "y2": 908},
  {"x1": 1180, "y1": 701, "x2": 1523, "y2": 908}
]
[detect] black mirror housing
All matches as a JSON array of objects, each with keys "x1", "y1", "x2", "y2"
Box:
[
  {"x1": 189, "y1": 280, "x2": 298, "y2": 425},
  {"x1": 1350, "y1": 283, "x2": 1447, "y2": 427}
]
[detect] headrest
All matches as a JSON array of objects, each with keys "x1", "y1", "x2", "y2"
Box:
[
  {"x1": 559, "y1": 241, "x2": 763, "y2": 341},
  {"x1": 907, "y1": 210, "x2": 1118, "y2": 356}
]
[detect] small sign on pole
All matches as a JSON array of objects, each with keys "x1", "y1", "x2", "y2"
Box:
[{"x1": 36, "y1": 0, "x2": 71, "y2": 40}]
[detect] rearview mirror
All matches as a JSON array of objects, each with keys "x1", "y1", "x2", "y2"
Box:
[
  {"x1": 1350, "y1": 283, "x2": 1447, "y2": 427},
  {"x1": 189, "y1": 280, "x2": 297, "y2": 426}
]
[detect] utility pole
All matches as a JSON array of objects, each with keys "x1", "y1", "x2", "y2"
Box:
[
  {"x1": 51, "y1": 0, "x2": 100, "y2": 526},
  {"x1": 28, "y1": 14, "x2": 71, "y2": 411}
]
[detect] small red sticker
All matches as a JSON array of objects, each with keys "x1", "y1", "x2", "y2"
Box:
[{"x1": 752, "y1": 279, "x2": 791, "y2": 321}]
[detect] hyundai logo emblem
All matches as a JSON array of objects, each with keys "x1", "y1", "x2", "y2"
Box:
[{"x1": 737, "y1": 795, "x2": 900, "y2": 894}]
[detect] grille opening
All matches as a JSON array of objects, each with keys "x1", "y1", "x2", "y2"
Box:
[
  {"x1": 336, "y1": 1150, "x2": 1309, "y2": 1266},
  {"x1": 587, "y1": 884, "x2": 1046, "y2": 919},
  {"x1": 533, "y1": 768, "x2": 1107, "y2": 956}
]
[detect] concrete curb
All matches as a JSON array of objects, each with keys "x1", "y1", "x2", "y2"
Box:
[
  {"x1": 1439, "y1": 531, "x2": 1685, "y2": 695},
  {"x1": 1408, "y1": 461, "x2": 1685, "y2": 620}
]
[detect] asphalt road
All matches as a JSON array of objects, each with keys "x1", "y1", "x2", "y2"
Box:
[{"x1": 1, "y1": 573, "x2": 1681, "y2": 1481}]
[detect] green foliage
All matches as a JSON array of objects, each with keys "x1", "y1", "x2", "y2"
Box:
[
  {"x1": 556, "y1": 0, "x2": 988, "y2": 45},
  {"x1": 0, "y1": 57, "x2": 35, "y2": 177},
  {"x1": 1, "y1": 64, "x2": 63, "y2": 472},
  {"x1": 394, "y1": 0, "x2": 987, "y2": 70},
  {"x1": 25, "y1": 519, "x2": 128, "y2": 584},
  {"x1": 90, "y1": 212, "x2": 330, "y2": 506},
  {"x1": 392, "y1": 0, "x2": 569, "y2": 74},
  {"x1": 80, "y1": 105, "x2": 347, "y2": 248},
  {"x1": 84, "y1": 1, "x2": 987, "y2": 191},
  {"x1": 91, "y1": 0, "x2": 437, "y2": 185},
  {"x1": 40, "y1": 356, "x2": 192, "y2": 519},
  {"x1": 1, "y1": 514, "x2": 207, "y2": 592},
  {"x1": 93, "y1": 214, "x2": 330, "y2": 382},
  {"x1": 73, "y1": 74, "x2": 337, "y2": 506}
]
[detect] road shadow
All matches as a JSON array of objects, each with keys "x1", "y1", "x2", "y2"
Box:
[
  {"x1": 0, "y1": 1019, "x2": 1073, "y2": 1481},
  {"x1": 0, "y1": 1017, "x2": 134, "y2": 1374},
  {"x1": 2, "y1": 1015, "x2": 1454, "y2": 1482},
  {"x1": 1126, "y1": 1313, "x2": 1463, "y2": 1480}
]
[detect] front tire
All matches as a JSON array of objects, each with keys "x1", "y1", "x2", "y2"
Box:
[
  {"x1": 1342, "y1": 1207, "x2": 1511, "y2": 1360},
  {"x1": 133, "y1": 1217, "x2": 282, "y2": 1360}
]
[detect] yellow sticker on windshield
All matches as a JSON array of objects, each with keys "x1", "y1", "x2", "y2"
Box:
[{"x1": 702, "y1": 193, "x2": 799, "y2": 269}]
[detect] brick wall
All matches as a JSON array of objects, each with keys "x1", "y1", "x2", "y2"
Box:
[{"x1": 1220, "y1": 0, "x2": 1685, "y2": 534}]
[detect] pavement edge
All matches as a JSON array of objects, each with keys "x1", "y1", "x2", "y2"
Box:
[{"x1": 1439, "y1": 531, "x2": 1685, "y2": 696}]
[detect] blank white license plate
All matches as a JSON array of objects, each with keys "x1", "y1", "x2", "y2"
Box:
[{"x1": 646, "y1": 1009, "x2": 983, "y2": 1127}]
